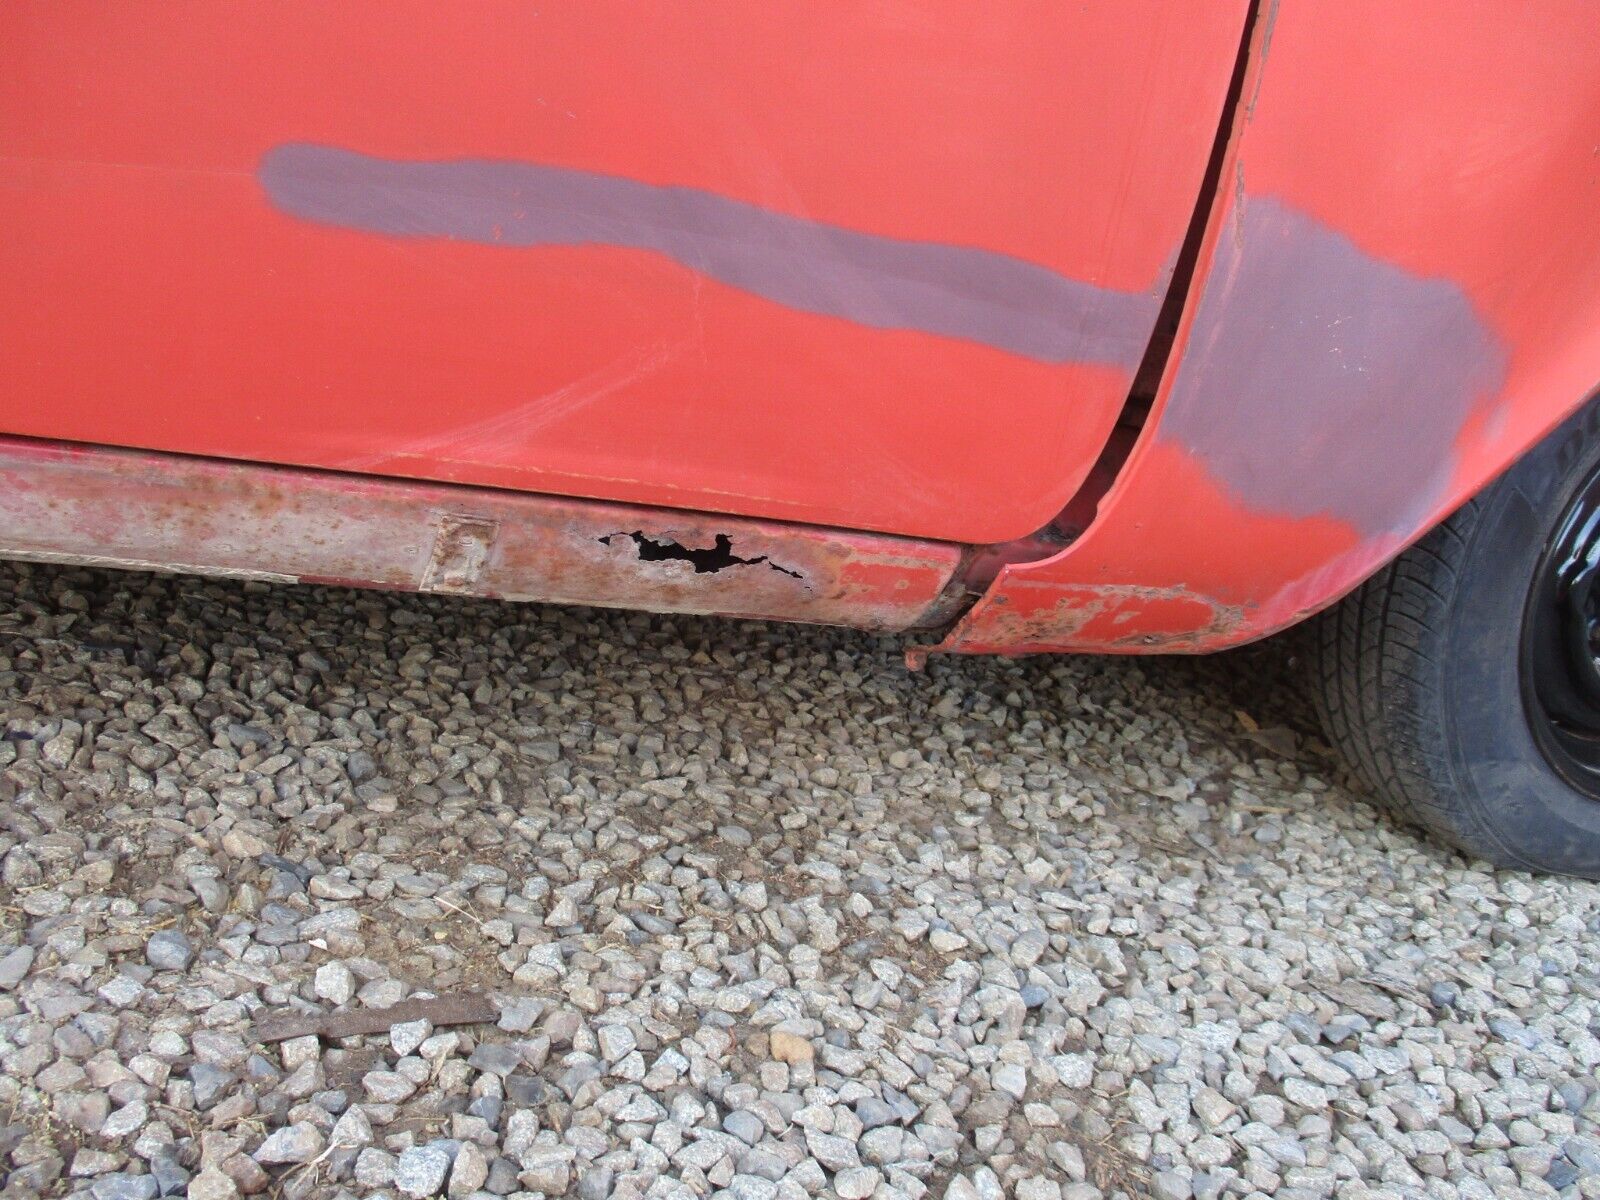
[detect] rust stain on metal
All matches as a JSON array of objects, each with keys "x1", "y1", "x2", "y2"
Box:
[
  {"x1": 254, "y1": 991, "x2": 498, "y2": 1044},
  {"x1": 421, "y1": 513, "x2": 498, "y2": 593},
  {"x1": 1245, "y1": 0, "x2": 1281, "y2": 119},
  {"x1": 0, "y1": 438, "x2": 962, "y2": 633},
  {"x1": 910, "y1": 583, "x2": 1247, "y2": 664}
]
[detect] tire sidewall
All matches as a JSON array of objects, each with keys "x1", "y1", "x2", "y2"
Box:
[{"x1": 1447, "y1": 398, "x2": 1600, "y2": 874}]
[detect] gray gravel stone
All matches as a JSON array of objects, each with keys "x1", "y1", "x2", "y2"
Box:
[
  {"x1": 90, "y1": 1174, "x2": 159, "y2": 1200},
  {"x1": 355, "y1": 1148, "x2": 397, "y2": 1189},
  {"x1": 0, "y1": 561, "x2": 1595, "y2": 1200},
  {"x1": 362, "y1": 1069, "x2": 418, "y2": 1103},
  {"x1": 0, "y1": 943, "x2": 35, "y2": 989},
  {"x1": 391, "y1": 1017, "x2": 432, "y2": 1057},
  {"x1": 597, "y1": 1023, "x2": 636, "y2": 1063},
  {"x1": 252, "y1": 1122, "x2": 324, "y2": 1165},
  {"x1": 468, "y1": 1042, "x2": 522, "y2": 1076},
  {"x1": 150, "y1": 1156, "x2": 189, "y2": 1197},
  {"x1": 836, "y1": 1167, "x2": 882, "y2": 1199},
  {"x1": 448, "y1": 1142, "x2": 489, "y2": 1198},
  {"x1": 185, "y1": 1169, "x2": 240, "y2": 1200},
  {"x1": 723, "y1": 1110, "x2": 764, "y2": 1146},
  {"x1": 145, "y1": 930, "x2": 193, "y2": 971},
  {"x1": 313, "y1": 960, "x2": 355, "y2": 1005},
  {"x1": 395, "y1": 1144, "x2": 452, "y2": 1198},
  {"x1": 188, "y1": 1064, "x2": 234, "y2": 1110},
  {"x1": 518, "y1": 1147, "x2": 574, "y2": 1194}
]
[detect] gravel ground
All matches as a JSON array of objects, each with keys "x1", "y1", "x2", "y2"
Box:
[{"x1": 0, "y1": 560, "x2": 1597, "y2": 1200}]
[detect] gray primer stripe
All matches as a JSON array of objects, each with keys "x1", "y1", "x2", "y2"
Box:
[
  {"x1": 259, "y1": 143, "x2": 1158, "y2": 367},
  {"x1": 1160, "y1": 195, "x2": 1507, "y2": 537}
]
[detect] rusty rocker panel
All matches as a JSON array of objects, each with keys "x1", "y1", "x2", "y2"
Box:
[{"x1": 0, "y1": 440, "x2": 961, "y2": 633}]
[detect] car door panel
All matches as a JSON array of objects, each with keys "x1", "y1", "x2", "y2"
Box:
[{"x1": 0, "y1": 2, "x2": 1247, "y2": 544}]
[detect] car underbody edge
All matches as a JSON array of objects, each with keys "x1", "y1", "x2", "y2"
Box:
[{"x1": 0, "y1": 438, "x2": 963, "y2": 634}]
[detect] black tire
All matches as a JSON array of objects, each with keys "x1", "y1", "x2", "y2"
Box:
[{"x1": 1310, "y1": 396, "x2": 1600, "y2": 879}]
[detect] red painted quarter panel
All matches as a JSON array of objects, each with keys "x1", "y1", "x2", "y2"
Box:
[
  {"x1": 927, "y1": 0, "x2": 1600, "y2": 656},
  {"x1": 0, "y1": 2, "x2": 1244, "y2": 545}
]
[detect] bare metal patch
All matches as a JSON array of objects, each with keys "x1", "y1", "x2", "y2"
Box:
[
  {"x1": 0, "y1": 548, "x2": 299, "y2": 585},
  {"x1": 421, "y1": 514, "x2": 498, "y2": 593}
]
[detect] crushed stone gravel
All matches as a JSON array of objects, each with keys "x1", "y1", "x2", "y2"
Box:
[{"x1": 0, "y1": 561, "x2": 1596, "y2": 1200}]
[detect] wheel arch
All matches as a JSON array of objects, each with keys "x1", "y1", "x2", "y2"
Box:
[{"x1": 917, "y1": 0, "x2": 1600, "y2": 661}]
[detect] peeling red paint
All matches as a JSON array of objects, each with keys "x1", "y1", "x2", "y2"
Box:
[{"x1": 912, "y1": 578, "x2": 1246, "y2": 665}]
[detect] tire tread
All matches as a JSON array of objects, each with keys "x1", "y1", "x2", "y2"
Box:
[{"x1": 1309, "y1": 498, "x2": 1506, "y2": 859}]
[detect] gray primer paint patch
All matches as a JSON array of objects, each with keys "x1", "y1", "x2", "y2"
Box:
[
  {"x1": 259, "y1": 142, "x2": 1158, "y2": 367},
  {"x1": 1160, "y1": 195, "x2": 1506, "y2": 536}
]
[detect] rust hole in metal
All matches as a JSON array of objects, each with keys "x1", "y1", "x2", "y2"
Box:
[{"x1": 598, "y1": 531, "x2": 803, "y2": 579}]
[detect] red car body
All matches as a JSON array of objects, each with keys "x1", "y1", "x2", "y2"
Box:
[{"x1": 3, "y1": 2, "x2": 1598, "y2": 663}]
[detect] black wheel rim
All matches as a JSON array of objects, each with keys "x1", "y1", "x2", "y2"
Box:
[{"x1": 1524, "y1": 461, "x2": 1600, "y2": 799}]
